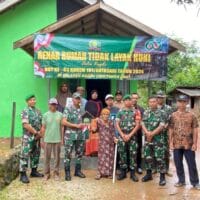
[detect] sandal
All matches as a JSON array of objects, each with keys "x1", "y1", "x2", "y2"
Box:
[{"x1": 95, "y1": 172, "x2": 101, "y2": 180}]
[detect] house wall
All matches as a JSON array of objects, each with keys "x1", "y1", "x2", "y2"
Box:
[{"x1": 0, "y1": 0, "x2": 57, "y2": 137}]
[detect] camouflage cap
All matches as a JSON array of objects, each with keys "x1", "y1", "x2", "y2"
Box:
[
  {"x1": 123, "y1": 94, "x2": 132, "y2": 101},
  {"x1": 25, "y1": 94, "x2": 35, "y2": 101},
  {"x1": 72, "y1": 92, "x2": 81, "y2": 99},
  {"x1": 177, "y1": 94, "x2": 189, "y2": 102},
  {"x1": 156, "y1": 90, "x2": 166, "y2": 98}
]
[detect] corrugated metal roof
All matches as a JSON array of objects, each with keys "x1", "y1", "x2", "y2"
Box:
[{"x1": 176, "y1": 88, "x2": 200, "y2": 97}]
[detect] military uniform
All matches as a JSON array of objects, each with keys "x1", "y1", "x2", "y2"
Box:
[
  {"x1": 142, "y1": 108, "x2": 167, "y2": 173},
  {"x1": 158, "y1": 104, "x2": 173, "y2": 171},
  {"x1": 116, "y1": 108, "x2": 140, "y2": 171},
  {"x1": 19, "y1": 107, "x2": 42, "y2": 172},
  {"x1": 63, "y1": 105, "x2": 85, "y2": 168}
]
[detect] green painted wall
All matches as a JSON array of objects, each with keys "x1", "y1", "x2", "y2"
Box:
[{"x1": 0, "y1": 0, "x2": 57, "y2": 137}]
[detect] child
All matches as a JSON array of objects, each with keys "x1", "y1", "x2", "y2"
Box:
[
  {"x1": 41, "y1": 98, "x2": 63, "y2": 181},
  {"x1": 92, "y1": 108, "x2": 117, "y2": 180}
]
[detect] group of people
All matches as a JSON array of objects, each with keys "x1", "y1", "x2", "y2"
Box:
[{"x1": 19, "y1": 82, "x2": 200, "y2": 190}]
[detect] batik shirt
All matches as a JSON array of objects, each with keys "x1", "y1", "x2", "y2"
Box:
[
  {"x1": 169, "y1": 111, "x2": 199, "y2": 149},
  {"x1": 21, "y1": 107, "x2": 42, "y2": 136},
  {"x1": 63, "y1": 105, "x2": 84, "y2": 140}
]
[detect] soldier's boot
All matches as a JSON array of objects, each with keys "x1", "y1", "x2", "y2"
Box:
[
  {"x1": 142, "y1": 170, "x2": 153, "y2": 182},
  {"x1": 159, "y1": 173, "x2": 166, "y2": 186},
  {"x1": 117, "y1": 168, "x2": 127, "y2": 181},
  {"x1": 74, "y1": 164, "x2": 86, "y2": 178},
  {"x1": 65, "y1": 166, "x2": 72, "y2": 181},
  {"x1": 130, "y1": 170, "x2": 139, "y2": 182},
  {"x1": 20, "y1": 172, "x2": 30, "y2": 184},
  {"x1": 30, "y1": 168, "x2": 44, "y2": 178}
]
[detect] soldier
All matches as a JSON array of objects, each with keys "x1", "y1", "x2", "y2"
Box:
[
  {"x1": 156, "y1": 90, "x2": 173, "y2": 176},
  {"x1": 116, "y1": 94, "x2": 140, "y2": 182},
  {"x1": 169, "y1": 95, "x2": 200, "y2": 190},
  {"x1": 141, "y1": 96, "x2": 167, "y2": 186},
  {"x1": 62, "y1": 92, "x2": 86, "y2": 181},
  {"x1": 19, "y1": 94, "x2": 44, "y2": 184},
  {"x1": 131, "y1": 92, "x2": 144, "y2": 174}
]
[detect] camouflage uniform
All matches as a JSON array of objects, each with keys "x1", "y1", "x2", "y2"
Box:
[
  {"x1": 19, "y1": 107, "x2": 42, "y2": 172},
  {"x1": 116, "y1": 108, "x2": 140, "y2": 170},
  {"x1": 63, "y1": 105, "x2": 85, "y2": 168},
  {"x1": 158, "y1": 104, "x2": 173, "y2": 170},
  {"x1": 142, "y1": 108, "x2": 167, "y2": 173}
]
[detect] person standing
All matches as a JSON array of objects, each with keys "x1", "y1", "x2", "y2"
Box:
[
  {"x1": 41, "y1": 98, "x2": 63, "y2": 181},
  {"x1": 76, "y1": 86, "x2": 87, "y2": 110},
  {"x1": 116, "y1": 95, "x2": 140, "y2": 182},
  {"x1": 19, "y1": 94, "x2": 44, "y2": 184},
  {"x1": 114, "y1": 90, "x2": 124, "y2": 109},
  {"x1": 105, "y1": 94, "x2": 119, "y2": 120},
  {"x1": 62, "y1": 92, "x2": 86, "y2": 181},
  {"x1": 56, "y1": 82, "x2": 72, "y2": 112},
  {"x1": 131, "y1": 93, "x2": 144, "y2": 174},
  {"x1": 169, "y1": 95, "x2": 200, "y2": 190},
  {"x1": 141, "y1": 96, "x2": 167, "y2": 186},
  {"x1": 156, "y1": 90, "x2": 173, "y2": 176},
  {"x1": 85, "y1": 90, "x2": 103, "y2": 117},
  {"x1": 92, "y1": 109, "x2": 117, "y2": 180}
]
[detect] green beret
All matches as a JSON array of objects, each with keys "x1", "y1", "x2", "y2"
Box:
[
  {"x1": 25, "y1": 94, "x2": 35, "y2": 101},
  {"x1": 123, "y1": 94, "x2": 131, "y2": 101}
]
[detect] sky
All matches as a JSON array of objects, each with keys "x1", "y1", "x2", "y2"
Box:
[{"x1": 104, "y1": 0, "x2": 200, "y2": 44}]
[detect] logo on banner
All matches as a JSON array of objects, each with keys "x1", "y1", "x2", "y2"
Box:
[{"x1": 88, "y1": 40, "x2": 101, "y2": 51}]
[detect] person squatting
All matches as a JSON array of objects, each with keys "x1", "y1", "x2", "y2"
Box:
[{"x1": 19, "y1": 86, "x2": 200, "y2": 190}]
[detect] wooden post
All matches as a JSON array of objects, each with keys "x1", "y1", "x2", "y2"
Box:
[{"x1": 10, "y1": 102, "x2": 16, "y2": 149}]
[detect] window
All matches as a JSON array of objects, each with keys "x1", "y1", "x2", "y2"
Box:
[{"x1": 191, "y1": 97, "x2": 195, "y2": 109}]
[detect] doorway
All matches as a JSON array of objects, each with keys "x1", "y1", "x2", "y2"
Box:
[{"x1": 86, "y1": 79, "x2": 111, "y2": 106}]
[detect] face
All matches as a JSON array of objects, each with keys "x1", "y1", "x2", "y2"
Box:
[
  {"x1": 105, "y1": 98, "x2": 114, "y2": 107},
  {"x1": 148, "y1": 98, "x2": 158, "y2": 110},
  {"x1": 91, "y1": 92, "x2": 98, "y2": 100},
  {"x1": 61, "y1": 84, "x2": 68, "y2": 93},
  {"x1": 116, "y1": 94, "x2": 122, "y2": 101},
  {"x1": 157, "y1": 97, "x2": 165, "y2": 105},
  {"x1": 131, "y1": 94, "x2": 139, "y2": 105},
  {"x1": 124, "y1": 99, "x2": 132, "y2": 108},
  {"x1": 73, "y1": 97, "x2": 81, "y2": 107},
  {"x1": 27, "y1": 97, "x2": 36, "y2": 107},
  {"x1": 177, "y1": 100, "x2": 187, "y2": 110},
  {"x1": 49, "y1": 104, "x2": 57, "y2": 112},
  {"x1": 101, "y1": 113, "x2": 110, "y2": 121},
  {"x1": 77, "y1": 87, "x2": 85, "y2": 96}
]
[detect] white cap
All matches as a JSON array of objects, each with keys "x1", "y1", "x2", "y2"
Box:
[
  {"x1": 105, "y1": 94, "x2": 114, "y2": 100},
  {"x1": 49, "y1": 98, "x2": 58, "y2": 105}
]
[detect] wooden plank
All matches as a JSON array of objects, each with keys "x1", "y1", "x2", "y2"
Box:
[
  {"x1": 13, "y1": 2, "x2": 100, "y2": 49},
  {"x1": 100, "y1": 2, "x2": 185, "y2": 52}
]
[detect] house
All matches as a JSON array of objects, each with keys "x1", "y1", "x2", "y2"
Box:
[
  {"x1": 0, "y1": 0, "x2": 184, "y2": 137},
  {"x1": 168, "y1": 86, "x2": 200, "y2": 118}
]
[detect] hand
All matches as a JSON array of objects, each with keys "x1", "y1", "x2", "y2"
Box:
[
  {"x1": 76, "y1": 124, "x2": 83, "y2": 129},
  {"x1": 126, "y1": 134, "x2": 132, "y2": 142},
  {"x1": 121, "y1": 134, "x2": 127, "y2": 142},
  {"x1": 114, "y1": 137, "x2": 118, "y2": 144},
  {"x1": 191, "y1": 144, "x2": 197, "y2": 151},
  {"x1": 170, "y1": 142, "x2": 174, "y2": 150},
  {"x1": 61, "y1": 140, "x2": 64, "y2": 146},
  {"x1": 34, "y1": 132, "x2": 42, "y2": 140}
]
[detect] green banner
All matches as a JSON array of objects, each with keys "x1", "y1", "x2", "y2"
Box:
[{"x1": 34, "y1": 34, "x2": 169, "y2": 80}]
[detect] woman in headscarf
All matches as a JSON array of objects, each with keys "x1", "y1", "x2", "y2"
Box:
[
  {"x1": 85, "y1": 90, "x2": 103, "y2": 117},
  {"x1": 91, "y1": 108, "x2": 118, "y2": 180},
  {"x1": 56, "y1": 83, "x2": 71, "y2": 113}
]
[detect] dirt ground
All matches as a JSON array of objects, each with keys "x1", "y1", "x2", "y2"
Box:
[{"x1": 0, "y1": 138, "x2": 200, "y2": 200}]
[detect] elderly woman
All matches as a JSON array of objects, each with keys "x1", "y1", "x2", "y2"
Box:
[
  {"x1": 92, "y1": 108, "x2": 118, "y2": 180},
  {"x1": 85, "y1": 90, "x2": 103, "y2": 117},
  {"x1": 56, "y1": 83, "x2": 71, "y2": 112}
]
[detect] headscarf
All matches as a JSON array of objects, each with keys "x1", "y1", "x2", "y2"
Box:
[
  {"x1": 101, "y1": 108, "x2": 110, "y2": 116},
  {"x1": 56, "y1": 83, "x2": 72, "y2": 108}
]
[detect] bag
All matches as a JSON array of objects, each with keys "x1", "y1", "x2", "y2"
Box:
[{"x1": 85, "y1": 119, "x2": 99, "y2": 156}]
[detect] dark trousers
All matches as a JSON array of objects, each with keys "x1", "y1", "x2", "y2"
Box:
[
  {"x1": 136, "y1": 130, "x2": 142, "y2": 169},
  {"x1": 174, "y1": 149, "x2": 199, "y2": 185}
]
